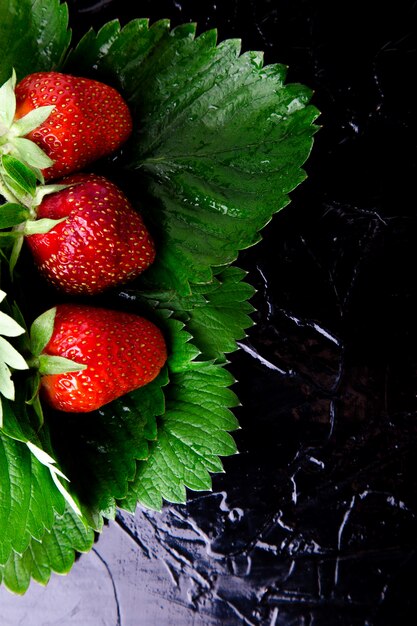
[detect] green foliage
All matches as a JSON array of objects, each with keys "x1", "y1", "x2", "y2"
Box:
[
  {"x1": 0, "y1": 430, "x2": 66, "y2": 566},
  {"x1": 1, "y1": 155, "x2": 37, "y2": 198},
  {"x1": 0, "y1": 0, "x2": 71, "y2": 84},
  {"x1": 66, "y1": 19, "x2": 318, "y2": 295},
  {"x1": 0, "y1": 203, "x2": 30, "y2": 229},
  {"x1": 0, "y1": 505, "x2": 94, "y2": 594},
  {"x1": 0, "y1": 0, "x2": 318, "y2": 593},
  {"x1": 46, "y1": 369, "x2": 168, "y2": 527},
  {"x1": 127, "y1": 266, "x2": 256, "y2": 363},
  {"x1": 123, "y1": 328, "x2": 240, "y2": 512}
]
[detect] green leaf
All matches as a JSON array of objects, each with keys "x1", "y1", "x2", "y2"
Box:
[
  {"x1": 0, "y1": 392, "x2": 85, "y2": 559},
  {"x1": 120, "y1": 321, "x2": 239, "y2": 512},
  {"x1": 27, "y1": 441, "x2": 83, "y2": 518},
  {"x1": 1, "y1": 154, "x2": 37, "y2": 197},
  {"x1": 186, "y1": 268, "x2": 255, "y2": 361},
  {"x1": 124, "y1": 359, "x2": 239, "y2": 512},
  {"x1": 0, "y1": 202, "x2": 30, "y2": 229},
  {"x1": 66, "y1": 18, "x2": 170, "y2": 88},
  {"x1": 0, "y1": 430, "x2": 65, "y2": 566},
  {"x1": 46, "y1": 368, "x2": 168, "y2": 526},
  {"x1": 0, "y1": 393, "x2": 34, "y2": 443},
  {"x1": 67, "y1": 21, "x2": 319, "y2": 295},
  {"x1": 0, "y1": 504, "x2": 94, "y2": 594},
  {"x1": 131, "y1": 266, "x2": 255, "y2": 364},
  {"x1": 0, "y1": 0, "x2": 71, "y2": 84},
  {"x1": 165, "y1": 318, "x2": 201, "y2": 372},
  {"x1": 0, "y1": 5, "x2": 318, "y2": 590}
]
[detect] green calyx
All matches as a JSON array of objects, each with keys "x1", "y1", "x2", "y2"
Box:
[
  {"x1": 0, "y1": 70, "x2": 54, "y2": 177},
  {"x1": 29, "y1": 307, "x2": 87, "y2": 376},
  {"x1": 0, "y1": 299, "x2": 86, "y2": 430},
  {"x1": 0, "y1": 71, "x2": 68, "y2": 275},
  {"x1": 0, "y1": 289, "x2": 28, "y2": 427},
  {"x1": 0, "y1": 154, "x2": 67, "y2": 213}
]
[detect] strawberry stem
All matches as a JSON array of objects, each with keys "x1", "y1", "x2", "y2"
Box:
[{"x1": 26, "y1": 355, "x2": 40, "y2": 369}]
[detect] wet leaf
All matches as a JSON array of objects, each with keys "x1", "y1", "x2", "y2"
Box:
[
  {"x1": 47, "y1": 368, "x2": 168, "y2": 525},
  {"x1": 0, "y1": 0, "x2": 71, "y2": 84},
  {"x1": 66, "y1": 20, "x2": 319, "y2": 294},
  {"x1": 0, "y1": 1, "x2": 318, "y2": 590},
  {"x1": 122, "y1": 323, "x2": 239, "y2": 511},
  {"x1": 128, "y1": 266, "x2": 256, "y2": 364}
]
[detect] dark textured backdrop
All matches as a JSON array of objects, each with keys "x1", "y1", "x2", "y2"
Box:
[{"x1": 1, "y1": 1, "x2": 417, "y2": 624}]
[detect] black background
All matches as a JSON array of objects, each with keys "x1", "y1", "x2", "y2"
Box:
[{"x1": 1, "y1": 1, "x2": 417, "y2": 624}]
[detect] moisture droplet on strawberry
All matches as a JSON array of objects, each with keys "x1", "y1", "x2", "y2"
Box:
[
  {"x1": 40, "y1": 304, "x2": 167, "y2": 412},
  {"x1": 14, "y1": 72, "x2": 132, "y2": 180},
  {"x1": 26, "y1": 173, "x2": 155, "y2": 295}
]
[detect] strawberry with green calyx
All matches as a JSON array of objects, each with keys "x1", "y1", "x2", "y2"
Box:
[
  {"x1": 30, "y1": 304, "x2": 167, "y2": 413},
  {"x1": 0, "y1": 153, "x2": 71, "y2": 274},
  {"x1": 23, "y1": 306, "x2": 87, "y2": 426},
  {"x1": 25, "y1": 173, "x2": 156, "y2": 295},
  {"x1": 1, "y1": 72, "x2": 60, "y2": 269},
  {"x1": 13, "y1": 71, "x2": 133, "y2": 181},
  {"x1": 0, "y1": 70, "x2": 55, "y2": 184},
  {"x1": 0, "y1": 153, "x2": 67, "y2": 211}
]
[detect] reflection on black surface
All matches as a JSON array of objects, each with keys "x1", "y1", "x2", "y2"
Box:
[{"x1": 11, "y1": 1, "x2": 417, "y2": 624}]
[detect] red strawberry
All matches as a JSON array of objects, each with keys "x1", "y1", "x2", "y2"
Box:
[
  {"x1": 38, "y1": 304, "x2": 167, "y2": 412},
  {"x1": 26, "y1": 173, "x2": 155, "y2": 295},
  {"x1": 14, "y1": 72, "x2": 132, "y2": 180}
]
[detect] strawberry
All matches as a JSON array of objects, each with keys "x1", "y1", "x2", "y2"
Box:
[
  {"x1": 25, "y1": 173, "x2": 155, "y2": 295},
  {"x1": 34, "y1": 304, "x2": 167, "y2": 413},
  {"x1": 14, "y1": 71, "x2": 132, "y2": 180}
]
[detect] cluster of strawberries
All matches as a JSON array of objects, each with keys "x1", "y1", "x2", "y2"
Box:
[{"x1": 1, "y1": 72, "x2": 167, "y2": 413}]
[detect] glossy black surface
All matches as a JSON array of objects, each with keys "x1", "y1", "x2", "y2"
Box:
[{"x1": 2, "y1": 1, "x2": 416, "y2": 624}]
